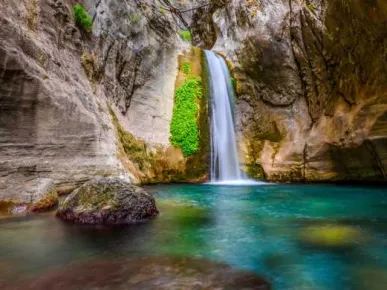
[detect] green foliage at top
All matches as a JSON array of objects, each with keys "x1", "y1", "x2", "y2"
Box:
[
  {"x1": 178, "y1": 30, "x2": 192, "y2": 42},
  {"x1": 182, "y1": 62, "x2": 192, "y2": 74},
  {"x1": 170, "y1": 77, "x2": 202, "y2": 156},
  {"x1": 73, "y1": 4, "x2": 93, "y2": 32}
]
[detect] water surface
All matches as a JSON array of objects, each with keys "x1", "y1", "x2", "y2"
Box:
[{"x1": 1, "y1": 184, "x2": 386, "y2": 289}]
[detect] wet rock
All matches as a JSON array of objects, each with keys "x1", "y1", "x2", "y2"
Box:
[
  {"x1": 4, "y1": 256, "x2": 271, "y2": 290},
  {"x1": 29, "y1": 190, "x2": 58, "y2": 213},
  {"x1": 9, "y1": 205, "x2": 28, "y2": 215},
  {"x1": 0, "y1": 201, "x2": 28, "y2": 217},
  {"x1": 56, "y1": 178, "x2": 158, "y2": 224}
]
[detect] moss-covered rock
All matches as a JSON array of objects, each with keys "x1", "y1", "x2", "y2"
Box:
[{"x1": 57, "y1": 178, "x2": 158, "y2": 225}]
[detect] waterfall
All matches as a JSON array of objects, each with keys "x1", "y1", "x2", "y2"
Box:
[{"x1": 205, "y1": 50, "x2": 243, "y2": 183}]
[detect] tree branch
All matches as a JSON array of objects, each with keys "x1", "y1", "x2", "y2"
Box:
[{"x1": 157, "y1": 0, "x2": 210, "y2": 30}]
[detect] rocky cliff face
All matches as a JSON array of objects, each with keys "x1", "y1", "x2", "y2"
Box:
[
  {"x1": 192, "y1": 0, "x2": 387, "y2": 182},
  {"x1": 0, "y1": 0, "x2": 195, "y2": 202},
  {"x1": 1, "y1": 0, "x2": 385, "y2": 203}
]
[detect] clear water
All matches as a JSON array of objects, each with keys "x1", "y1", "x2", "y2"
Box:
[
  {"x1": 1, "y1": 184, "x2": 387, "y2": 289},
  {"x1": 205, "y1": 50, "x2": 242, "y2": 181}
]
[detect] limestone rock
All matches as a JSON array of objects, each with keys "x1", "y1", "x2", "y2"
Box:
[
  {"x1": 56, "y1": 178, "x2": 159, "y2": 224},
  {"x1": 0, "y1": 0, "x2": 183, "y2": 201},
  {"x1": 192, "y1": 0, "x2": 387, "y2": 182},
  {"x1": 29, "y1": 187, "x2": 58, "y2": 213}
]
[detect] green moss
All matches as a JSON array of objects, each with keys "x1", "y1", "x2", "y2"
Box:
[
  {"x1": 128, "y1": 13, "x2": 140, "y2": 23},
  {"x1": 246, "y1": 163, "x2": 265, "y2": 180},
  {"x1": 230, "y1": 77, "x2": 237, "y2": 91},
  {"x1": 158, "y1": 7, "x2": 167, "y2": 14},
  {"x1": 182, "y1": 62, "x2": 192, "y2": 75},
  {"x1": 109, "y1": 106, "x2": 150, "y2": 170},
  {"x1": 73, "y1": 3, "x2": 93, "y2": 33},
  {"x1": 306, "y1": 4, "x2": 315, "y2": 11},
  {"x1": 178, "y1": 30, "x2": 192, "y2": 42},
  {"x1": 77, "y1": 186, "x2": 116, "y2": 208},
  {"x1": 170, "y1": 75, "x2": 202, "y2": 156}
]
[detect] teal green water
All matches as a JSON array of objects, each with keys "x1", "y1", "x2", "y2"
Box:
[{"x1": 1, "y1": 184, "x2": 387, "y2": 289}]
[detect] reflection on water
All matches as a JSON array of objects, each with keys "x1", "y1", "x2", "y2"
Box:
[{"x1": 0, "y1": 184, "x2": 387, "y2": 289}]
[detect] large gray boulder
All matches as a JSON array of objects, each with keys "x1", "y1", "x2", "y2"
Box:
[{"x1": 56, "y1": 178, "x2": 158, "y2": 224}]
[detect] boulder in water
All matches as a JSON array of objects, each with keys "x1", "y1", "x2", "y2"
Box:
[{"x1": 56, "y1": 178, "x2": 158, "y2": 224}]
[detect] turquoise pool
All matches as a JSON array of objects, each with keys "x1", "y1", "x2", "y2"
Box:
[{"x1": 1, "y1": 184, "x2": 386, "y2": 289}]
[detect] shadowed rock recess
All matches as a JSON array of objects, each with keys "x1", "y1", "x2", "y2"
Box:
[
  {"x1": 192, "y1": 0, "x2": 387, "y2": 182},
  {"x1": 0, "y1": 0, "x2": 386, "y2": 203}
]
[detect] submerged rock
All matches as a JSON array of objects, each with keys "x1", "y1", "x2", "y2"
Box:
[
  {"x1": 56, "y1": 178, "x2": 158, "y2": 225},
  {"x1": 299, "y1": 225, "x2": 364, "y2": 249},
  {"x1": 5, "y1": 257, "x2": 270, "y2": 290}
]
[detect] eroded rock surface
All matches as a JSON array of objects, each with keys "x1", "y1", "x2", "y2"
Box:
[
  {"x1": 0, "y1": 0, "x2": 187, "y2": 201},
  {"x1": 192, "y1": 0, "x2": 387, "y2": 182},
  {"x1": 56, "y1": 177, "x2": 158, "y2": 224}
]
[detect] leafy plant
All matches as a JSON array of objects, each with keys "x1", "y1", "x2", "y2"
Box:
[
  {"x1": 178, "y1": 30, "x2": 192, "y2": 42},
  {"x1": 170, "y1": 77, "x2": 202, "y2": 156},
  {"x1": 73, "y1": 3, "x2": 93, "y2": 32},
  {"x1": 182, "y1": 62, "x2": 192, "y2": 74}
]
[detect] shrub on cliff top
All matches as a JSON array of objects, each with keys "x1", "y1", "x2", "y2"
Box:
[
  {"x1": 73, "y1": 3, "x2": 93, "y2": 32},
  {"x1": 170, "y1": 76, "x2": 202, "y2": 156}
]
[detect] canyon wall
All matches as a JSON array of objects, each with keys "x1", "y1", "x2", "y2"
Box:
[
  {"x1": 0, "y1": 0, "x2": 191, "y2": 202},
  {"x1": 1, "y1": 0, "x2": 386, "y2": 203},
  {"x1": 192, "y1": 0, "x2": 387, "y2": 182}
]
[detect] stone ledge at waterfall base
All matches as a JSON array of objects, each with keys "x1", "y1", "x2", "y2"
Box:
[{"x1": 56, "y1": 178, "x2": 159, "y2": 225}]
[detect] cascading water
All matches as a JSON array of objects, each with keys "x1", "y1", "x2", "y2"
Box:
[{"x1": 205, "y1": 50, "x2": 244, "y2": 183}]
